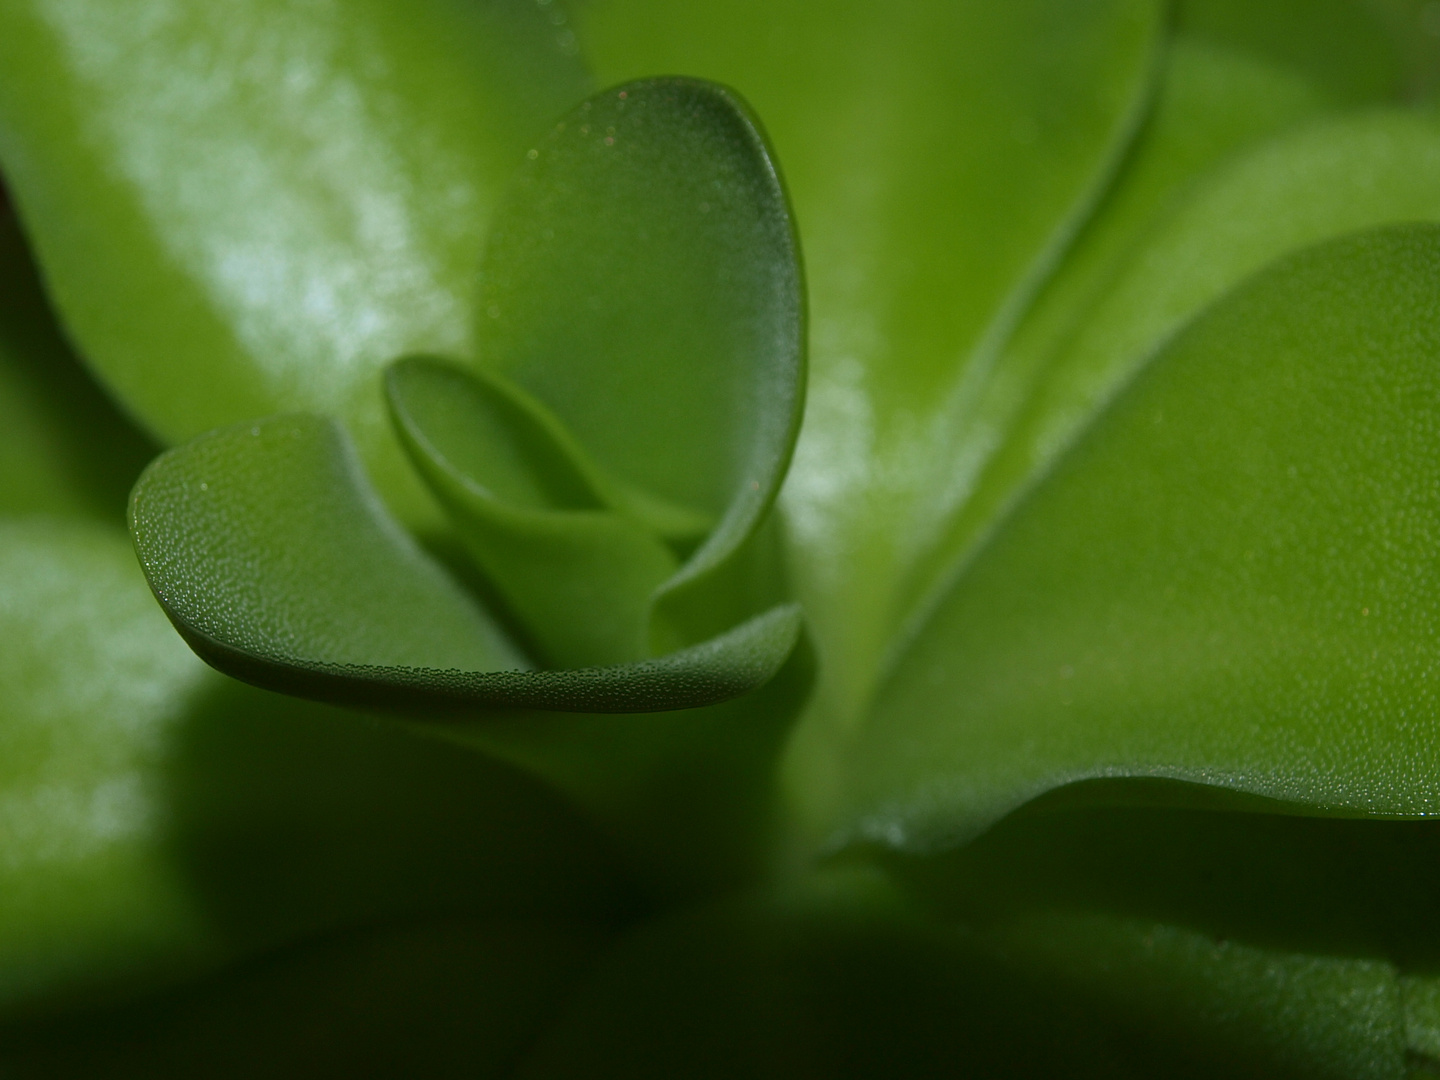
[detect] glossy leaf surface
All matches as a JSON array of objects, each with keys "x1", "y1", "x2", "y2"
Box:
[
  {"x1": 0, "y1": 0, "x2": 590, "y2": 524},
  {"x1": 0, "y1": 517, "x2": 634, "y2": 1012},
  {"x1": 842, "y1": 226, "x2": 1440, "y2": 850},
  {"x1": 578, "y1": 0, "x2": 1164, "y2": 713},
  {"x1": 132, "y1": 415, "x2": 801, "y2": 712}
]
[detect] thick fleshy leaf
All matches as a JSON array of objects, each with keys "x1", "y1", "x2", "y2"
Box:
[
  {"x1": 896, "y1": 37, "x2": 1327, "y2": 640},
  {"x1": 0, "y1": 0, "x2": 590, "y2": 525},
  {"x1": 474, "y1": 77, "x2": 804, "y2": 650},
  {"x1": 0, "y1": 516, "x2": 635, "y2": 1013},
  {"x1": 131, "y1": 415, "x2": 801, "y2": 712},
  {"x1": 838, "y1": 226, "x2": 1440, "y2": 850},
  {"x1": 933, "y1": 110, "x2": 1440, "y2": 610},
  {"x1": 576, "y1": 0, "x2": 1164, "y2": 714},
  {"x1": 912, "y1": 108, "x2": 1440, "y2": 647},
  {"x1": 387, "y1": 357, "x2": 677, "y2": 668},
  {"x1": 0, "y1": 199, "x2": 155, "y2": 520}
]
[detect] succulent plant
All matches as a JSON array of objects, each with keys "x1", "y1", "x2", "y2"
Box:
[{"x1": 4, "y1": 1, "x2": 1440, "y2": 1075}]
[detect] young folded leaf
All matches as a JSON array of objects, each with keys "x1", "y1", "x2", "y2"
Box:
[
  {"x1": 130, "y1": 415, "x2": 801, "y2": 713},
  {"x1": 472, "y1": 78, "x2": 806, "y2": 653},
  {"x1": 386, "y1": 356, "x2": 678, "y2": 668}
]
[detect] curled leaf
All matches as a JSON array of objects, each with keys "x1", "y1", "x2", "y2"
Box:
[
  {"x1": 392, "y1": 78, "x2": 805, "y2": 665},
  {"x1": 131, "y1": 415, "x2": 800, "y2": 713}
]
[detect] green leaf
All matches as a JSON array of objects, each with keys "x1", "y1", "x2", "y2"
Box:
[
  {"x1": 576, "y1": 0, "x2": 1165, "y2": 714},
  {"x1": 130, "y1": 415, "x2": 801, "y2": 712},
  {"x1": 928, "y1": 109, "x2": 1440, "y2": 606},
  {"x1": 387, "y1": 357, "x2": 678, "y2": 668},
  {"x1": 839, "y1": 225, "x2": 1440, "y2": 850},
  {"x1": 897, "y1": 37, "x2": 1330, "y2": 638},
  {"x1": 0, "y1": 516, "x2": 634, "y2": 1012},
  {"x1": 0, "y1": 201, "x2": 155, "y2": 521},
  {"x1": 0, "y1": 0, "x2": 590, "y2": 525},
  {"x1": 473, "y1": 77, "x2": 805, "y2": 652}
]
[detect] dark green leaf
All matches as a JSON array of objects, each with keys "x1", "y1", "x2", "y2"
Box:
[
  {"x1": 473, "y1": 77, "x2": 805, "y2": 651},
  {"x1": 130, "y1": 415, "x2": 801, "y2": 712},
  {"x1": 3, "y1": 919, "x2": 609, "y2": 1080},
  {"x1": 387, "y1": 356, "x2": 677, "y2": 668},
  {"x1": 1175, "y1": 0, "x2": 1405, "y2": 104}
]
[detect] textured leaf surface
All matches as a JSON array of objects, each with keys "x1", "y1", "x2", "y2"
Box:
[
  {"x1": 474, "y1": 77, "x2": 804, "y2": 651},
  {"x1": 0, "y1": 0, "x2": 590, "y2": 524},
  {"x1": 926, "y1": 110, "x2": 1440, "y2": 612},
  {"x1": 881, "y1": 807, "x2": 1440, "y2": 1079},
  {"x1": 388, "y1": 357, "x2": 677, "y2": 668},
  {"x1": 842, "y1": 226, "x2": 1440, "y2": 850},
  {"x1": 132, "y1": 415, "x2": 800, "y2": 712}
]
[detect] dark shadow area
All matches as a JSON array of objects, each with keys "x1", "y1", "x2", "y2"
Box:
[
  {"x1": 0, "y1": 916, "x2": 607, "y2": 1079},
  {"x1": 0, "y1": 180, "x2": 159, "y2": 521},
  {"x1": 517, "y1": 893, "x2": 1151, "y2": 1080},
  {"x1": 874, "y1": 782, "x2": 1440, "y2": 967},
  {"x1": 159, "y1": 677, "x2": 646, "y2": 957},
  {"x1": 468, "y1": 623, "x2": 817, "y2": 907}
]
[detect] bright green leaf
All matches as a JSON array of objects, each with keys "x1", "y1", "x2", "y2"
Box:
[
  {"x1": 920, "y1": 108, "x2": 1440, "y2": 636},
  {"x1": 897, "y1": 37, "x2": 1328, "y2": 637},
  {"x1": 577, "y1": 0, "x2": 1165, "y2": 715},
  {"x1": 131, "y1": 415, "x2": 801, "y2": 712},
  {"x1": 0, "y1": 0, "x2": 590, "y2": 526},
  {"x1": 841, "y1": 226, "x2": 1440, "y2": 850}
]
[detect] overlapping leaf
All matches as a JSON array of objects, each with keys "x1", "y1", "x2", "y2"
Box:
[
  {"x1": 392, "y1": 78, "x2": 805, "y2": 666},
  {"x1": 578, "y1": 0, "x2": 1166, "y2": 716},
  {"x1": 0, "y1": 0, "x2": 590, "y2": 525},
  {"x1": 842, "y1": 226, "x2": 1440, "y2": 850},
  {"x1": 130, "y1": 79, "x2": 804, "y2": 714}
]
